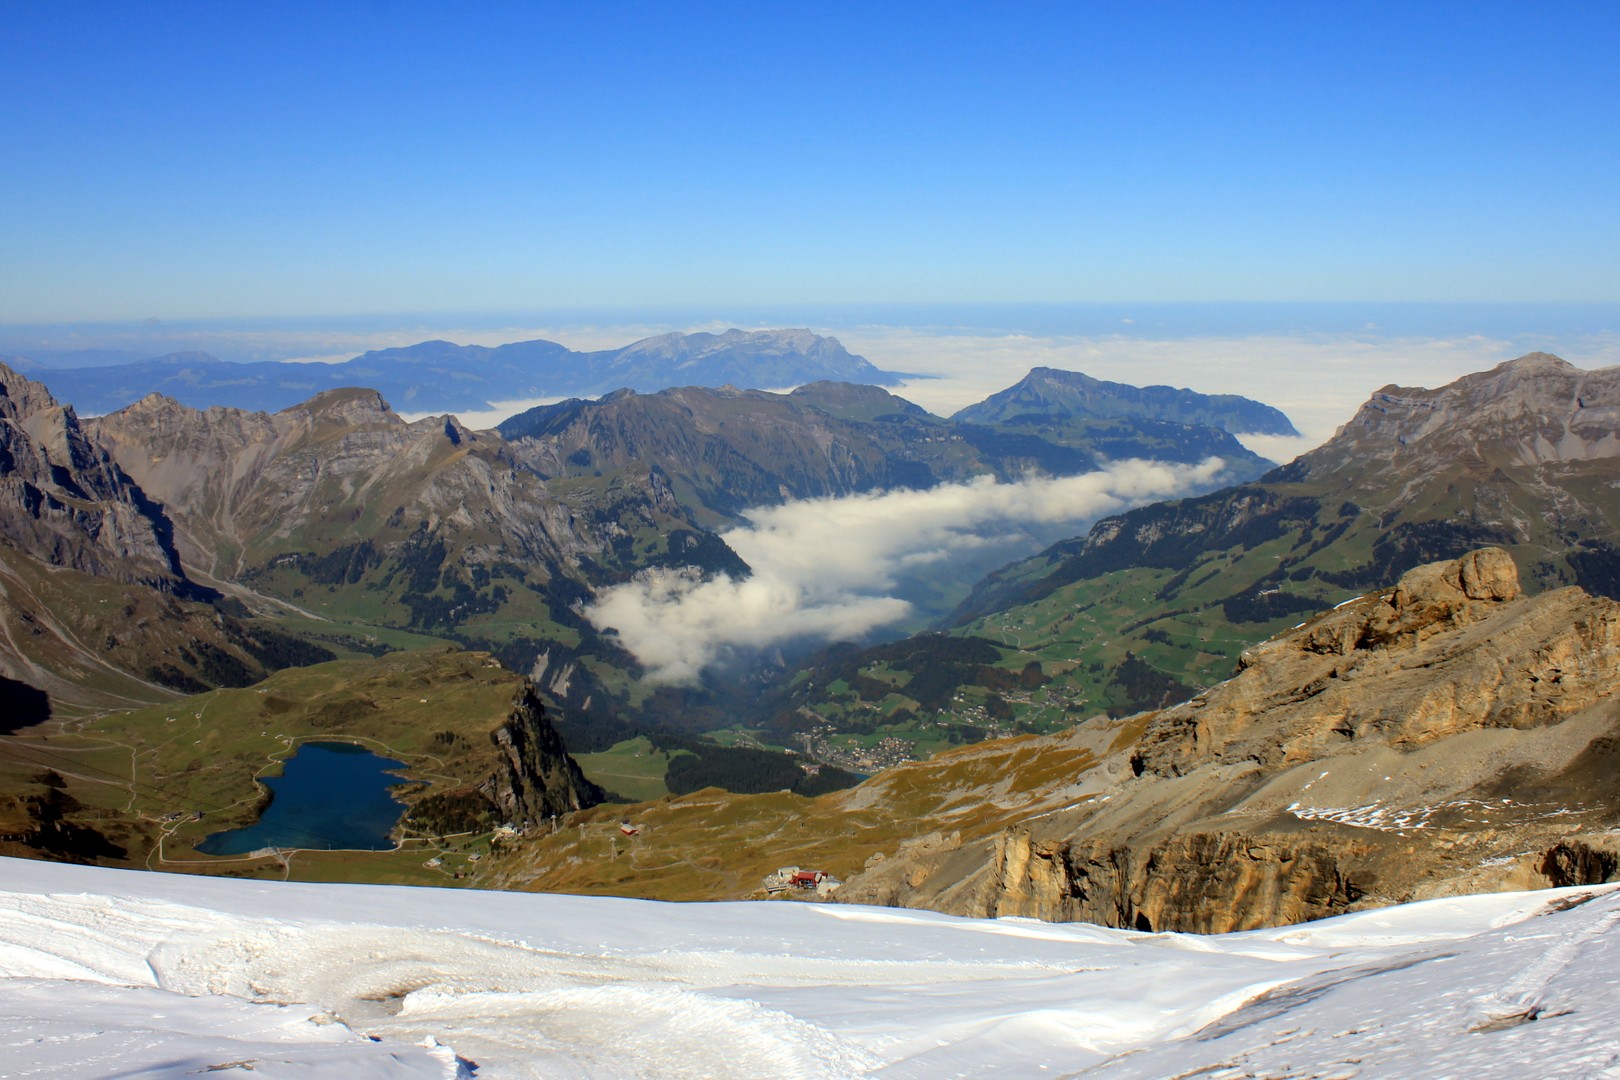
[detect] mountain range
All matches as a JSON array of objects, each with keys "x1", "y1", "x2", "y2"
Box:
[
  {"x1": 39, "y1": 362, "x2": 1272, "y2": 734},
  {"x1": 788, "y1": 353, "x2": 1620, "y2": 738},
  {"x1": 4, "y1": 345, "x2": 1620, "y2": 945},
  {"x1": 14, "y1": 328, "x2": 911, "y2": 417}
]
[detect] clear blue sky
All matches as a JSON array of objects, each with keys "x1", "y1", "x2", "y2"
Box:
[{"x1": 3, "y1": 2, "x2": 1617, "y2": 321}]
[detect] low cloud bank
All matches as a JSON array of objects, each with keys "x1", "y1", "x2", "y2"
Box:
[
  {"x1": 397, "y1": 396, "x2": 568, "y2": 429},
  {"x1": 585, "y1": 458, "x2": 1227, "y2": 683}
]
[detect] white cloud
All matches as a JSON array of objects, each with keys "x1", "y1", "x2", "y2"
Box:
[{"x1": 584, "y1": 458, "x2": 1227, "y2": 683}]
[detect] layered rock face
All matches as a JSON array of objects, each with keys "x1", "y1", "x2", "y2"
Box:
[
  {"x1": 0, "y1": 363, "x2": 187, "y2": 589},
  {"x1": 838, "y1": 549, "x2": 1620, "y2": 931}
]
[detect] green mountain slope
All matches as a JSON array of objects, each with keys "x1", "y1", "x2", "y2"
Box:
[
  {"x1": 782, "y1": 354, "x2": 1620, "y2": 743},
  {"x1": 25, "y1": 364, "x2": 1293, "y2": 775}
]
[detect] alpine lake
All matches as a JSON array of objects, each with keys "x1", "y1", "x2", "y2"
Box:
[{"x1": 196, "y1": 741, "x2": 412, "y2": 855}]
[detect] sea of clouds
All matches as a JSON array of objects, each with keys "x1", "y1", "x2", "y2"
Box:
[{"x1": 585, "y1": 458, "x2": 1227, "y2": 683}]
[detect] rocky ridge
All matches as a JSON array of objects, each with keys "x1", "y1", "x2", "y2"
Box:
[
  {"x1": 87, "y1": 387, "x2": 611, "y2": 587},
  {"x1": 1308, "y1": 352, "x2": 1620, "y2": 477},
  {"x1": 0, "y1": 362, "x2": 188, "y2": 590},
  {"x1": 835, "y1": 549, "x2": 1620, "y2": 931}
]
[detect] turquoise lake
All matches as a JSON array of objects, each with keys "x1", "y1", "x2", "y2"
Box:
[{"x1": 196, "y1": 741, "x2": 410, "y2": 855}]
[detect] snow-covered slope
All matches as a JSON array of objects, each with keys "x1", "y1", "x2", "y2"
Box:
[{"x1": 2, "y1": 858, "x2": 1617, "y2": 1078}]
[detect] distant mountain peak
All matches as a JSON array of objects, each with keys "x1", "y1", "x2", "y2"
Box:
[
  {"x1": 954, "y1": 366, "x2": 1299, "y2": 437},
  {"x1": 1310, "y1": 352, "x2": 1620, "y2": 478},
  {"x1": 290, "y1": 386, "x2": 395, "y2": 418},
  {"x1": 150, "y1": 351, "x2": 220, "y2": 366},
  {"x1": 1501, "y1": 350, "x2": 1574, "y2": 371},
  {"x1": 614, "y1": 327, "x2": 851, "y2": 361}
]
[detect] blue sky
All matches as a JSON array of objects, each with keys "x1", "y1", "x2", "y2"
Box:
[{"x1": 3, "y1": 2, "x2": 1618, "y2": 321}]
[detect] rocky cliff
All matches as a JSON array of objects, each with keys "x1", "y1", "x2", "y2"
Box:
[
  {"x1": 837, "y1": 549, "x2": 1620, "y2": 931},
  {"x1": 480, "y1": 681, "x2": 605, "y2": 823},
  {"x1": 0, "y1": 363, "x2": 339, "y2": 716},
  {"x1": 0, "y1": 362, "x2": 188, "y2": 590}
]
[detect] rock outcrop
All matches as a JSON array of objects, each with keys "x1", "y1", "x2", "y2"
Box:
[
  {"x1": 838, "y1": 549, "x2": 1620, "y2": 931},
  {"x1": 0, "y1": 362, "x2": 189, "y2": 590},
  {"x1": 480, "y1": 681, "x2": 604, "y2": 824}
]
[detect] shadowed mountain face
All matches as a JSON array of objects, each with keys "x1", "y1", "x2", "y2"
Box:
[
  {"x1": 0, "y1": 363, "x2": 189, "y2": 591},
  {"x1": 0, "y1": 364, "x2": 338, "y2": 714},
  {"x1": 25, "y1": 329, "x2": 910, "y2": 417},
  {"x1": 953, "y1": 366, "x2": 1300, "y2": 436},
  {"x1": 0, "y1": 676, "x2": 50, "y2": 733}
]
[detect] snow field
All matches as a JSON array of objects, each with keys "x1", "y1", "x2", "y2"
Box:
[{"x1": 1, "y1": 858, "x2": 1617, "y2": 1078}]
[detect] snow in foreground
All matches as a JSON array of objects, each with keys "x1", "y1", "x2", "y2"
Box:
[{"x1": 2, "y1": 858, "x2": 1618, "y2": 1078}]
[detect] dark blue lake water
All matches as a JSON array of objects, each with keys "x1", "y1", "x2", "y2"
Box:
[{"x1": 196, "y1": 741, "x2": 410, "y2": 855}]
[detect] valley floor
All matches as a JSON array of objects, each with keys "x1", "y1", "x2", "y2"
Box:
[{"x1": 2, "y1": 858, "x2": 1618, "y2": 1077}]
